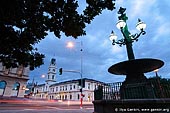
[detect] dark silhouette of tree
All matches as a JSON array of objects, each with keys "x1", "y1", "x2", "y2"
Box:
[{"x1": 0, "y1": 0, "x2": 115, "y2": 70}]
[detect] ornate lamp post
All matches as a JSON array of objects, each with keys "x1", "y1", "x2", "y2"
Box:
[
  {"x1": 108, "y1": 7, "x2": 164, "y2": 99},
  {"x1": 109, "y1": 7, "x2": 146, "y2": 60}
]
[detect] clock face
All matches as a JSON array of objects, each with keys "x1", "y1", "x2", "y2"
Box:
[{"x1": 51, "y1": 59, "x2": 56, "y2": 65}]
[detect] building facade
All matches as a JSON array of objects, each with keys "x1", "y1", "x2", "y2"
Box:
[
  {"x1": 33, "y1": 78, "x2": 104, "y2": 101},
  {"x1": 32, "y1": 58, "x2": 104, "y2": 101},
  {"x1": 0, "y1": 63, "x2": 29, "y2": 97}
]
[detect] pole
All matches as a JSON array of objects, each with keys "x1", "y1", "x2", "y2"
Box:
[
  {"x1": 31, "y1": 75, "x2": 35, "y2": 95},
  {"x1": 66, "y1": 40, "x2": 84, "y2": 109},
  {"x1": 118, "y1": 7, "x2": 135, "y2": 60},
  {"x1": 80, "y1": 41, "x2": 83, "y2": 109},
  {"x1": 120, "y1": 27, "x2": 135, "y2": 60}
]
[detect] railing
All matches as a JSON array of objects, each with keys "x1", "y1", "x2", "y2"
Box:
[
  {"x1": 102, "y1": 82, "x2": 122, "y2": 100},
  {"x1": 94, "y1": 82, "x2": 122, "y2": 100},
  {"x1": 150, "y1": 78, "x2": 170, "y2": 98},
  {"x1": 94, "y1": 78, "x2": 170, "y2": 100}
]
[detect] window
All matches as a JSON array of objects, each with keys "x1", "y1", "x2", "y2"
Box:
[
  {"x1": 0, "y1": 81, "x2": 6, "y2": 89},
  {"x1": 52, "y1": 75, "x2": 54, "y2": 79},
  {"x1": 13, "y1": 82, "x2": 20, "y2": 90},
  {"x1": 56, "y1": 87, "x2": 58, "y2": 92},
  {"x1": 65, "y1": 85, "x2": 67, "y2": 90},
  {"x1": 78, "y1": 94, "x2": 80, "y2": 100},
  {"x1": 73, "y1": 85, "x2": 76, "y2": 89},
  {"x1": 0, "y1": 81, "x2": 6, "y2": 96},
  {"x1": 42, "y1": 87, "x2": 44, "y2": 91},
  {"x1": 70, "y1": 85, "x2": 72, "y2": 90},
  {"x1": 36, "y1": 90, "x2": 39, "y2": 94},
  {"x1": 88, "y1": 83, "x2": 90, "y2": 89},
  {"x1": 12, "y1": 82, "x2": 20, "y2": 97},
  {"x1": 70, "y1": 95, "x2": 72, "y2": 100}
]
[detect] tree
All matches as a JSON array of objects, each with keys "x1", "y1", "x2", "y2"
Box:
[{"x1": 0, "y1": 0, "x2": 115, "y2": 70}]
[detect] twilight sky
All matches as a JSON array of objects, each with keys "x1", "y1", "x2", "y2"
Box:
[{"x1": 29, "y1": 0, "x2": 170, "y2": 84}]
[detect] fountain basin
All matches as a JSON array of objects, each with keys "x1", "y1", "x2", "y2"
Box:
[{"x1": 108, "y1": 58, "x2": 164, "y2": 75}]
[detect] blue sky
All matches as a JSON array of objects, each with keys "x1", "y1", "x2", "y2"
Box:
[{"x1": 29, "y1": 0, "x2": 170, "y2": 84}]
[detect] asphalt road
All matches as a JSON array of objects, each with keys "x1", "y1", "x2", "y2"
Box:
[
  {"x1": 0, "y1": 109, "x2": 94, "y2": 113},
  {"x1": 0, "y1": 100, "x2": 94, "y2": 113}
]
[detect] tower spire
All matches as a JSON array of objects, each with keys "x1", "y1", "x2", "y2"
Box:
[{"x1": 45, "y1": 58, "x2": 57, "y2": 84}]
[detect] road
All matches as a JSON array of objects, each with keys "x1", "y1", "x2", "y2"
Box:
[{"x1": 0, "y1": 99, "x2": 94, "y2": 113}]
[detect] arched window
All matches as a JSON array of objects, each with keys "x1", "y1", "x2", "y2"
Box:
[
  {"x1": 0, "y1": 81, "x2": 7, "y2": 96},
  {"x1": 12, "y1": 82, "x2": 20, "y2": 97},
  {"x1": 13, "y1": 82, "x2": 20, "y2": 90}
]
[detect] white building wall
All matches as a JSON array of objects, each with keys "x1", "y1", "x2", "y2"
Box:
[{"x1": 33, "y1": 78, "x2": 104, "y2": 101}]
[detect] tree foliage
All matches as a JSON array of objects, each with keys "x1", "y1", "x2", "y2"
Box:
[{"x1": 0, "y1": 0, "x2": 115, "y2": 70}]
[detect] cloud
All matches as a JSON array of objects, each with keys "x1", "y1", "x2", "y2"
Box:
[{"x1": 29, "y1": 0, "x2": 170, "y2": 84}]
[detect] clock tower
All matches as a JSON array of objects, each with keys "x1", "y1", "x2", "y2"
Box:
[{"x1": 45, "y1": 58, "x2": 57, "y2": 84}]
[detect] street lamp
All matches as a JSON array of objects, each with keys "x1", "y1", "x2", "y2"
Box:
[
  {"x1": 66, "y1": 41, "x2": 84, "y2": 109},
  {"x1": 109, "y1": 7, "x2": 146, "y2": 60},
  {"x1": 66, "y1": 41, "x2": 74, "y2": 48}
]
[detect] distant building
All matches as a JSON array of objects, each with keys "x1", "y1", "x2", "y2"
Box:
[
  {"x1": 33, "y1": 78, "x2": 104, "y2": 101},
  {"x1": 25, "y1": 82, "x2": 37, "y2": 97},
  {"x1": 29, "y1": 58, "x2": 104, "y2": 101},
  {"x1": 0, "y1": 63, "x2": 29, "y2": 97}
]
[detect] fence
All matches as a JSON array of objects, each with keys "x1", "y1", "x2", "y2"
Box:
[
  {"x1": 94, "y1": 82, "x2": 122, "y2": 100},
  {"x1": 94, "y1": 78, "x2": 170, "y2": 100}
]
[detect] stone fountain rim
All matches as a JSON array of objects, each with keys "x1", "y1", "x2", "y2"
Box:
[{"x1": 108, "y1": 58, "x2": 164, "y2": 75}]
